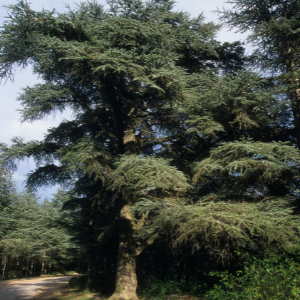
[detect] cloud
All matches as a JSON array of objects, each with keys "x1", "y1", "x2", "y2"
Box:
[{"x1": 1, "y1": 67, "x2": 73, "y2": 145}]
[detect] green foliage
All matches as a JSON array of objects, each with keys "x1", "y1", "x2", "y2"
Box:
[
  {"x1": 206, "y1": 253, "x2": 300, "y2": 300},
  {"x1": 192, "y1": 139, "x2": 300, "y2": 188},
  {"x1": 218, "y1": 0, "x2": 300, "y2": 149},
  {"x1": 0, "y1": 189, "x2": 74, "y2": 277},
  {"x1": 182, "y1": 72, "x2": 280, "y2": 139},
  {"x1": 2, "y1": 0, "x2": 300, "y2": 296},
  {"x1": 134, "y1": 198, "x2": 300, "y2": 253},
  {"x1": 107, "y1": 155, "x2": 191, "y2": 197},
  {"x1": 59, "y1": 138, "x2": 113, "y2": 183},
  {"x1": 0, "y1": 160, "x2": 15, "y2": 212},
  {"x1": 218, "y1": 0, "x2": 300, "y2": 73}
]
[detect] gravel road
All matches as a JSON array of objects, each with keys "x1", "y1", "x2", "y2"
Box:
[{"x1": 0, "y1": 276, "x2": 72, "y2": 300}]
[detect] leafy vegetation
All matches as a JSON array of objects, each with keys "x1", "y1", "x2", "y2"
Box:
[
  {"x1": 1, "y1": 0, "x2": 300, "y2": 298},
  {"x1": 0, "y1": 169, "x2": 75, "y2": 279},
  {"x1": 206, "y1": 252, "x2": 300, "y2": 300}
]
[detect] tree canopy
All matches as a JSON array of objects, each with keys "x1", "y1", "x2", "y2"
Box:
[
  {"x1": 218, "y1": 0, "x2": 300, "y2": 148},
  {"x1": 1, "y1": 0, "x2": 300, "y2": 299}
]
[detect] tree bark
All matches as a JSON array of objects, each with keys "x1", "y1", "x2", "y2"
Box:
[
  {"x1": 25, "y1": 260, "x2": 29, "y2": 277},
  {"x1": 41, "y1": 261, "x2": 45, "y2": 275},
  {"x1": 16, "y1": 260, "x2": 20, "y2": 278},
  {"x1": 108, "y1": 205, "x2": 156, "y2": 300},
  {"x1": 4, "y1": 258, "x2": 10, "y2": 280},
  {"x1": 109, "y1": 205, "x2": 138, "y2": 300},
  {"x1": 87, "y1": 250, "x2": 92, "y2": 286},
  {"x1": 109, "y1": 237, "x2": 138, "y2": 300},
  {"x1": 290, "y1": 89, "x2": 300, "y2": 149},
  {"x1": 95, "y1": 263, "x2": 98, "y2": 276},
  {"x1": 30, "y1": 260, "x2": 34, "y2": 276},
  {"x1": 2, "y1": 259, "x2": 6, "y2": 279}
]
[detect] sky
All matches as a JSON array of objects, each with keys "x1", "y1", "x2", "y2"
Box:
[{"x1": 0, "y1": 0, "x2": 249, "y2": 199}]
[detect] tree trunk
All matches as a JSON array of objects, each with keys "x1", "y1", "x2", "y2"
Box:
[
  {"x1": 32, "y1": 261, "x2": 35, "y2": 276},
  {"x1": 4, "y1": 258, "x2": 10, "y2": 280},
  {"x1": 87, "y1": 250, "x2": 92, "y2": 286},
  {"x1": 287, "y1": 48, "x2": 300, "y2": 149},
  {"x1": 2, "y1": 259, "x2": 6, "y2": 279},
  {"x1": 108, "y1": 204, "x2": 156, "y2": 300},
  {"x1": 25, "y1": 260, "x2": 29, "y2": 277},
  {"x1": 41, "y1": 261, "x2": 45, "y2": 275},
  {"x1": 20, "y1": 261, "x2": 24, "y2": 277},
  {"x1": 108, "y1": 231, "x2": 138, "y2": 300},
  {"x1": 95, "y1": 263, "x2": 98, "y2": 276},
  {"x1": 30, "y1": 260, "x2": 34, "y2": 276},
  {"x1": 16, "y1": 260, "x2": 20, "y2": 278},
  {"x1": 289, "y1": 87, "x2": 300, "y2": 149}
]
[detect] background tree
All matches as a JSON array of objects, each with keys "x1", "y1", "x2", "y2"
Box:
[
  {"x1": 0, "y1": 161, "x2": 16, "y2": 279},
  {"x1": 218, "y1": 0, "x2": 300, "y2": 148},
  {"x1": 0, "y1": 190, "x2": 73, "y2": 279}
]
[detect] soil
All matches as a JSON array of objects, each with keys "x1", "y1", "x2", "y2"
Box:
[{"x1": 0, "y1": 275, "x2": 73, "y2": 300}]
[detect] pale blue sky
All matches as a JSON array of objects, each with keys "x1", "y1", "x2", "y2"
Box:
[{"x1": 0, "y1": 0, "x2": 249, "y2": 199}]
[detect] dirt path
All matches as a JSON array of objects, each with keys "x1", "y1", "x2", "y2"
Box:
[{"x1": 0, "y1": 276, "x2": 72, "y2": 300}]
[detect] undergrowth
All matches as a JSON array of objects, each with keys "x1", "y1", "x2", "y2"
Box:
[
  {"x1": 205, "y1": 252, "x2": 300, "y2": 299},
  {"x1": 68, "y1": 253, "x2": 300, "y2": 299},
  {"x1": 139, "y1": 252, "x2": 300, "y2": 299}
]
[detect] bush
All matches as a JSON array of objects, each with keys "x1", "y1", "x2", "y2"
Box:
[{"x1": 205, "y1": 253, "x2": 300, "y2": 300}]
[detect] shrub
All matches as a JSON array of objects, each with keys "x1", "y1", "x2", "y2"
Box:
[{"x1": 205, "y1": 253, "x2": 300, "y2": 300}]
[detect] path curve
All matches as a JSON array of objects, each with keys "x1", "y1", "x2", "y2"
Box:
[{"x1": 0, "y1": 276, "x2": 72, "y2": 300}]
